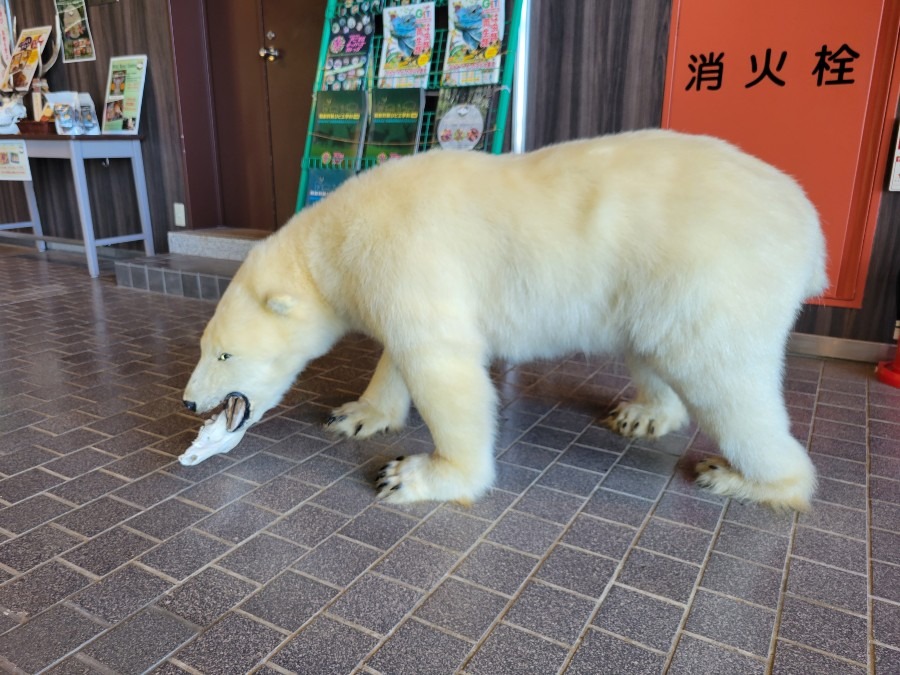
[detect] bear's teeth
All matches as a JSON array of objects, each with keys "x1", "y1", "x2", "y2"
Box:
[{"x1": 224, "y1": 393, "x2": 250, "y2": 432}]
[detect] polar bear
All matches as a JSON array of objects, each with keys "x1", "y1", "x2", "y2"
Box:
[{"x1": 183, "y1": 129, "x2": 827, "y2": 511}]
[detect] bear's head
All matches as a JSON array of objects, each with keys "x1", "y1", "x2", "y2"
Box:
[{"x1": 183, "y1": 243, "x2": 343, "y2": 431}]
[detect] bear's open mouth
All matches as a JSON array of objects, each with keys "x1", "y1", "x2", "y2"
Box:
[{"x1": 222, "y1": 392, "x2": 250, "y2": 432}]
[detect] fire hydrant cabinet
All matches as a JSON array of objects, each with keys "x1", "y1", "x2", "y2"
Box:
[{"x1": 662, "y1": 0, "x2": 900, "y2": 310}]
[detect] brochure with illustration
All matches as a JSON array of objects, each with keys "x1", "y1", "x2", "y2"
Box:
[
  {"x1": 442, "y1": 0, "x2": 504, "y2": 87},
  {"x1": 378, "y1": 2, "x2": 435, "y2": 89},
  {"x1": 363, "y1": 88, "x2": 425, "y2": 166},
  {"x1": 309, "y1": 90, "x2": 368, "y2": 170},
  {"x1": 101, "y1": 54, "x2": 148, "y2": 134}
]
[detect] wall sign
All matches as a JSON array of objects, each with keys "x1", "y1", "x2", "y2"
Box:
[{"x1": 662, "y1": 0, "x2": 900, "y2": 308}]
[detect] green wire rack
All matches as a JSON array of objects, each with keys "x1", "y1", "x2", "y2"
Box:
[{"x1": 295, "y1": 0, "x2": 525, "y2": 211}]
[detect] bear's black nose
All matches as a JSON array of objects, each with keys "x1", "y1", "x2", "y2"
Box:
[{"x1": 183, "y1": 400, "x2": 197, "y2": 412}]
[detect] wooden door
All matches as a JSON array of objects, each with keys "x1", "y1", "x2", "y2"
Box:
[
  {"x1": 261, "y1": 0, "x2": 326, "y2": 227},
  {"x1": 207, "y1": 0, "x2": 327, "y2": 231}
]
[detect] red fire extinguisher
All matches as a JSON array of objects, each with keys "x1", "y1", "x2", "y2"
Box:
[{"x1": 875, "y1": 269, "x2": 900, "y2": 388}]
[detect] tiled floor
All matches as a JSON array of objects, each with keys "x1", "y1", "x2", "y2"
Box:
[{"x1": 0, "y1": 243, "x2": 898, "y2": 674}]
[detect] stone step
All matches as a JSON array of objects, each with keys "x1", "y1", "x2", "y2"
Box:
[{"x1": 167, "y1": 227, "x2": 268, "y2": 261}]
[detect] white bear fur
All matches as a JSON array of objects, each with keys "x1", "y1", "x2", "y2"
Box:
[{"x1": 184, "y1": 129, "x2": 827, "y2": 510}]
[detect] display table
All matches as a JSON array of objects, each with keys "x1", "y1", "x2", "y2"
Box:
[{"x1": 0, "y1": 135, "x2": 155, "y2": 277}]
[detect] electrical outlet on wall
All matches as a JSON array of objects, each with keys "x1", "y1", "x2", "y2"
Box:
[{"x1": 174, "y1": 202, "x2": 186, "y2": 227}]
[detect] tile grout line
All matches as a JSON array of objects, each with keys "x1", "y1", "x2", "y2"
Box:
[{"x1": 659, "y1": 479, "x2": 729, "y2": 675}]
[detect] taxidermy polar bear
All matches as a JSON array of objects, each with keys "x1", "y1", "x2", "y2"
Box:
[{"x1": 183, "y1": 129, "x2": 827, "y2": 511}]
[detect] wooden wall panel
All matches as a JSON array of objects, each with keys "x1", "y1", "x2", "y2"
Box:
[
  {"x1": 526, "y1": 0, "x2": 672, "y2": 148},
  {"x1": 0, "y1": 0, "x2": 184, "y2": 253}
]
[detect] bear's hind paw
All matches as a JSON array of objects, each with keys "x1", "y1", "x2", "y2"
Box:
[{"x1": 607, "y1": 401, "x2": 686, "y2": 438}]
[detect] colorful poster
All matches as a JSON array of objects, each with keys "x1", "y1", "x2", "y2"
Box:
[
  {"x1": 0, "y1": 139, "x2": 31, "y2": 181},
  {"x1": 378, "y1": 2, "x2": 435, "y2": 89},
  {"x1": 57, "y1": 0, "x2": 96, "y2": 63},
  {"x1": 442, "y1": 0, "x2": 504, "y2": 87},
  {"x1": 0, "y1": 26, "x2": 52, "y2": 93},
  {"x1": 102, "y1": 54, "x2": 147, "y2": 134}
]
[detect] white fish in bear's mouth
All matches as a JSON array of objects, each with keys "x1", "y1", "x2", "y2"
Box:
[{"x1": 178, "y1": 392, "x2": 250, "y2": 466}]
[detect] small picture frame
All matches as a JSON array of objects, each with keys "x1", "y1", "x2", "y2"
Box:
[{"x1": 101, "y1": 54, "x2": 147, "y2": 134}]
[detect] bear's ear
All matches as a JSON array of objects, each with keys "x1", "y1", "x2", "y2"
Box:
[{"x1": 265, "y1": 294, "x2": 297, "y2": 316}]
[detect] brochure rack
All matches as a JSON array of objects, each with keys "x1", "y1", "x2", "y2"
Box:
[{"x1": 296, "y1": 0, "x2": 524, "y2": 211}]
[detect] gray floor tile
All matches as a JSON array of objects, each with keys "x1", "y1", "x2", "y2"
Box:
[
  {"x1": 455, "y1": 542, "x2": 539, "y2": 596},
  {"x1": 158, "y1": 566, "x2": 257, "y2": 626},
  {"x1": 0, "y1": 524, "x2": 82, "y2": 573},
  {"x1": 513, "y1": 485, "x2": 586, "y2": 523},
  {"x1": 537, "y1": 544, "x2": 617, "y2": 597},
  {"x1": 242, "y1": 475, "x2": 317, "y2": 513},
  {"x1": 505, "y1": 580, "x2": 594, "y2": 644},
  {"x1": 567, "y1": 629, "x2": 666, "y2": 675},
  {"x1": 685, "y1": 590, "x2": 776, "y2": 656},
  {"x1": 269, "y1": 616, "x2": 378, "y2": 673},
  {"x1": 700, "y1": 553, "x2": 783, "y2": 608},
  {"x1": 368, "y1": 619, "x2": 472, "y2": 674},
  {"x1": 467, "y1": 624, "x2": 569, "y2": 675},
  {"x1": 0, "y1": 604, "x2": 105, "y2": 673},
  {"x1": 0, "y1": 560, "x2": 92, "y2": 617},
  {"x1": 636, "y1": 517, "x2": 713, "y2": 564},
  {"x1": 53, "y1": 496, "x2": 140, "y2": 537},
  {"x1": 0, "y1": 494, "x2": 73, "y2": 533},
  {"x1": 373, "y1": 538, "x2": 459, "y2": 589},
  {"x1": 71, "y1": 564, "x2": 171, "y2": 623},
  {"x1": 793, "y1": 526, "x2": 866, "y2": 573},
  {"x1": 715, "y1": 521, "x2": 789, "y2": 569},
  {"x1": 617, "y1": 548, "x2": 700, "y2": 604},
  {"x1": 63, "y1": 526, "x2": 156, "y2": 576},
  {"x1": 772, "y1": 641, "x2": 866, "y2": 674},
  {"x1": 83, "y1": 607, "x2": 196, "y2": 672},
  {"x1": 240, "y1": 570, "x2": 337, "y2": 631},
  {"x1": 415, "y1": 577, "x2": 508, "y2": 640},
  {"x1": 593, "y1": 584, "x2": 684, "y2": 651},
  {"x1": 339, "y1": 505, "x2": 418, "y2": 550},
  {"x1": 126, "y1": 497, "x2": 209, "y2": 540},
  {"x1": 668, "y1": 634, "x2": 766, "y2": 674},
  {"x1": 139, "y1": 528, "x2": 233, "y2": 580},
  {"x1": 413, "y1": 505, "x2": 492, "y2": 551},
  {"x1": 268, "y1": 503, "x2": 349, "y2": 547},
  {"x1": 0, "y1": 468, "x2": 64, "y2": 503},
  {"x1": 874, "y1": 599, "x2": 900, "y2": 649},
  {"x1": 779, "y1": 596, "x2": 867, "y2": 664},
  {"x1": 329, "y1": 573, "x2": 422, "y2": 634},
  {"x1": 787, "y1": 557, "x2": 867, "y2": 614},
  {"x1": 487, "y1": 510, "x2": 564, "y2": 555},
  {"x1": 217, "y1": 532, "x2": 306, "y2": 583},
  {"x1": 293, "y1": 535, "x2": 380, "y2": 586},
  {"x1": 175, "y1": 612, "x2": 282, "y2": 673},
  {"x1": 876, "y1": 645, "x2": 900, "y2": 674},
  {"x1": 195, "y1": 500, "x2": 277, "y2": 543}
]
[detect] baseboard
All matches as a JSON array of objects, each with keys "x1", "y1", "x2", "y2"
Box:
[{"x1": 789, "y1": 332, "x2": 896, "y2": 363}]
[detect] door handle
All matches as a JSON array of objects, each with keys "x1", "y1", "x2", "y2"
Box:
[{"x1": 258, "y1": 47, "x2": 280, "y2": 62}]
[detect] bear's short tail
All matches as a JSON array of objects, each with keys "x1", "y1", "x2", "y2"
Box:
[{"x1": 804, "y1": 210, "x2": 829, "y2": 299}]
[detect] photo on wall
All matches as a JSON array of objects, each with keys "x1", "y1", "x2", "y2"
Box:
[{"x1": 56, "y1": 0, "x2": 96, "y2": 63}]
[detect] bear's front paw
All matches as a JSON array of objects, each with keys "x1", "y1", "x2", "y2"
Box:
[
  {"x1": 607, "y1": 401, "x2": 687, "y2": 438},
  {"x1": 326, "y1": 399, "x2": 400, "y2": 439},
  {"x1": 374, "y1": 453, "x2": 492, "y2": 505}
]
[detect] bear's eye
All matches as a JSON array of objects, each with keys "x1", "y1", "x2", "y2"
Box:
[{"x1": 217, "y1": 353, "x2": 232, "y2": 362}]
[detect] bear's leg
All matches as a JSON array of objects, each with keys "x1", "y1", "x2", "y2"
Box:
[
  {"x1": 609, "y1": 355, "x2": 690, "y2": 438},
  {"x1": 376, "y1": 348, "x2": 497, "y2": 504},
  {"x1": 327, "y1": 351, "x2": 411, "y2": 439},
  {"x1": 676, "y1": 354, "x2": 816, "y2": 511}
]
